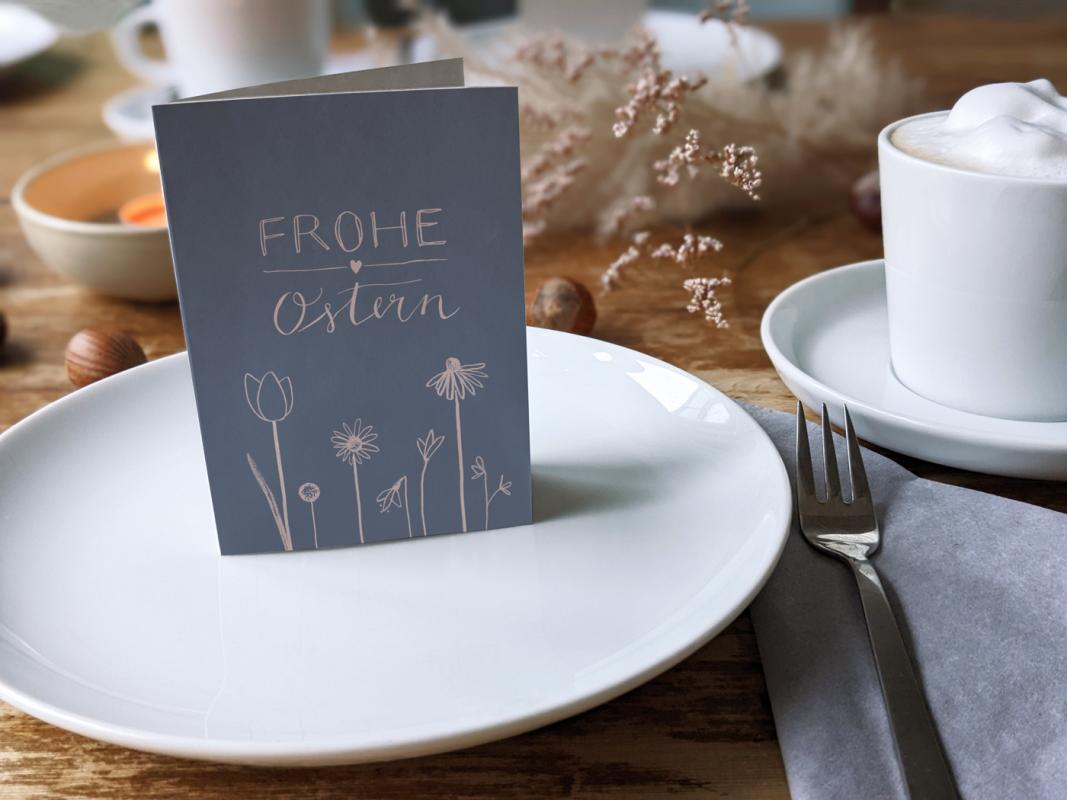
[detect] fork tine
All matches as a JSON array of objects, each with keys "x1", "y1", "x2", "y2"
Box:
[
  {"x1": 843, "y1": 406, "x2": 871, "y2": 503},
  {"x1": 795, "y1": 401, "x2": 817, "y2": 502},
  {"x1": 820, "y1": 403, "x2": 841, "y2": 500}
]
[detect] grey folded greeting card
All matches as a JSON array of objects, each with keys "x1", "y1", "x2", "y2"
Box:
[{"x1": 153, "y1": 61, "x2": 531, "y2": 555}]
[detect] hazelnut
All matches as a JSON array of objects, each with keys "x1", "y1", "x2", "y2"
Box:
[
  {"x1": 65, "y1": 328, "x2": 147, "y2": 388},
  {"x1": 850, "y1": 170, "x2": 882, "y2": 232},
  {"x1": 527, "y1": 277, "x2": 597, "y2": 336}
]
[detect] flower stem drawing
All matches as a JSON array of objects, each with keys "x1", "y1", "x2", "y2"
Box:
[
  {"x1": 471, "y1": 456, "x2": 512, "y2": 531},
  {"x1": 376, "y1": 476, "x2": 413, "y2": 538},
  {"x1": 427, "y1": 358, "x2": 488, "y2": 533},
  {"x1": 298, "y1": 482, "x2": 321, "y2": 549},
  {"x1": 244, "y1": 371, "x2": 295, "y2": 550},
  {"x1": 332, "y1": 419, "x2": 379, "y2": 544},
  {"x1": 247, "y1": 453, "x2": 292, "y2": 550},
  {"x1": 416, "y1": 429, "x2": 445, "y2": 536}
]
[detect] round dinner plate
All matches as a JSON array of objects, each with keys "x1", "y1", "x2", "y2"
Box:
[
  {"x1": 762, "y1": 260, "x2": 1067, "y2": 480},
  {"x1": 0, "y1": 329, "x2": 790, "y2": 766}
]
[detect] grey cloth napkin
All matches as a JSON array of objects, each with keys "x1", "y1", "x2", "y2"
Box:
[{"x1": 745, "y1": 404, "x2": 1067, "y2": 800}]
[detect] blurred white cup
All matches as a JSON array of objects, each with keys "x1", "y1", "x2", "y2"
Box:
[{"x1": 111, "y1": 0, "x2": 330, "y2": 97}]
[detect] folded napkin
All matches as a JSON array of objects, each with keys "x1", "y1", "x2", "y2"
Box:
[{"x1": 745, "y1": 404, "x2": 1067, "y2": 800}]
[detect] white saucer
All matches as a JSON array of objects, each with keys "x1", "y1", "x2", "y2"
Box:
[
  {"x1": 0, "y1": 328, "x2": 790, "y2": 765},
  {"x1": 0, "y1": 3, "x2": 57, "y2": 72},
  {"x1": 412, "y1": 10, "x2": 782, "y2": 81},
  {"x1": 102, "y1": 51, "x2": 384, "y2": 140},
  {"x1": 762, "y1": 260, "x2": 1067, "y2": 480}
]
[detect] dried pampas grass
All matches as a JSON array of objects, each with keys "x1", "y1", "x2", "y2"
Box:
[{"x1": 420, "y1": 15, "x2": 920, "y2": 237}]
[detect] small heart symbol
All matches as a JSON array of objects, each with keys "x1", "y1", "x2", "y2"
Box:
[{"x1": 349, "y1": 259, "x2": 363, "y2": 275}]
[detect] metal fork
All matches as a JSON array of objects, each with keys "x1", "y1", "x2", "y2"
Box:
[{"x1": 795, "y1": 402, "x2": 959, "y2": 800}]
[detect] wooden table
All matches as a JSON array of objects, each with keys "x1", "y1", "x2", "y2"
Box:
[{"x1": 1, "y1": 14, "x2": 1065, "y2": 799}]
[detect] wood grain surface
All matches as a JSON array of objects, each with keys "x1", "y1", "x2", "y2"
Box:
[{"x1": 1, "y1": 14, "x2": 1065, "y2": 799}]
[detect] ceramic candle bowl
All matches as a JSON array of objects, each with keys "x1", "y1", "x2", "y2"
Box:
[
  {"x1": 879, "y1": 112, "x2": 1067, "y2": 421},
  {"x1": 12, "y1": 140, "x2": 177, "y2": 302}
]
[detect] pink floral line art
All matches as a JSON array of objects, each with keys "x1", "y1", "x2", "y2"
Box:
[
  {"x1": 416, "y1": 429, "x2": 445, "y2": 536},
  {"x1": 377, "y1": 475, "x2": 413, "y2": 538},
  {"x1": 244, "y1": 371, "x2": 295, "y2": 551},
  {"x1": 246, "y1": 453, "x2": 292, "y2": 551},
  {"x1": 426, "y1": 358, "x2": 487, "y2": 533},
  {"x1": 471, "y1": 456, "x2": 512, "y2": 531},
  {"x1": 298, "y1": 482, "x2": 321, "y2": 548},
  {"x1": 332, "y1": 419, "x2": 379, "y2": 544}
]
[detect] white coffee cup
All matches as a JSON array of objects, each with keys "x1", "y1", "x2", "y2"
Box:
[
  {"x1": 111, "y1": 0, "x2": 330, "y2": 98},
  {"x1": 878, "y1": 111, "x2": 1067, "y2": 421}
]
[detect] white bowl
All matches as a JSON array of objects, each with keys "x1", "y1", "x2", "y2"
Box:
[{"x1": 12, "y1": 140, "x2": 177, "y2": 302}]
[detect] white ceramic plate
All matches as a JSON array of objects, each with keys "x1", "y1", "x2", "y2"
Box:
[
  {"x1": 762, "y1": 260, "x2": 1067, "y2": 480},
  {"x1": 0, "y1": 328, "x2": 790, "y2": 765},
  {"x1": 411, "y1": 10, "x2": 782, "y2": 81},
  {"x1": 0, "y1": 3, "x2": 57, "y2": 71}
]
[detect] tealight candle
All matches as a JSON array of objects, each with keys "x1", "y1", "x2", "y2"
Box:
[{"x1": 118, "y1": 192, "x2": 167, "y2": 228}]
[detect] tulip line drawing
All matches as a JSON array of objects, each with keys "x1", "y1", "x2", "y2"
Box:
[
  {"x1": 471, "y1": 456, "x2": 512, "y2": 531},
  {"x1": 377, "y1": 476, "x2": 413, "y2": 538},
  {"x1": 298, "y1": 482, "x2": 321, "y2": 548},
  {"x1": 246, "y1": 453, "x2": 292, "y2": 550},
  {"x1": 332, "y1": 419, "x2": 379, "y2": 544},
  {"x1": 415, "y1": 429, "x2": 445, "y2": 536},
  {"x1": 426, "y1": 358, "x2": 488, "y2": 533},
  {"x1": 244, "y1": 371, "x2": 295, "y2": 550}
]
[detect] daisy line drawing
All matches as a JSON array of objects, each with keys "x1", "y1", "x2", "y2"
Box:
[
  {"x1": 298, "y1": 482, "x2": 321, "y2": 549},
  {"x1": 244, "y1": 370, "x2": 295, "y2": 551},
  {"x1": 471, "y1": 456, "x2": 512, "y2": 531},
  {"x1": 426, "y1": 357, "x2": 488, "y2": 533},
  {"x1": 377, "y1": 476, "x2": 413, "y2": 538},
  {"x1": 416, "y1": 429, "x2": 445, "y2": 536},
  {"x1": 332, "y1": 419, "x2": 379, "y2": 544}
]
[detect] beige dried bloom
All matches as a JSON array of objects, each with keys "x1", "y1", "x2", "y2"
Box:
[
  {"x1": 650, "y1": 233, "x2": 724, "y2": 265},
  {"x1": 683, "y1": 276, "x2": 732, "y2": 328},
  {"x1": 654, "y1": 130, "x2": 762, "y2": 199},
  {"x1": 614, "y1": 69, "x2": 708, "y2": 138},
  {"x1": 602, "y1": 230, "x2": 650, "y2": 292},
  {"x1": 599, "y1": 195, "x2": 656, "y2": 238}
]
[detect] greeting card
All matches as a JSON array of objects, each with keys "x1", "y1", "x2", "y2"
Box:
[{"x1": 153, "y1": 61, "x2": 531, "y2": 555}]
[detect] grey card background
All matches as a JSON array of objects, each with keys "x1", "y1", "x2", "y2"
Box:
[{"x1": 153, "y1": 83, "x2": 530, "y2": 555}]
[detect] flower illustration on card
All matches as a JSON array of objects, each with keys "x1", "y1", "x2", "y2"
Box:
[
  {"x1": 471, "y1": 455, "x2": 511, "y2": 531},
  {"x1": 426, "y1": 358, "x2": 488, "y2": 532},
  {"x1": 332, "y1": 419, "x2": 379, "y2": 544},
  {"x1": 244, "y1": 370, "x2": 295, "y2": 551},
  {"x1": 376, "y1": 475, "x2": 413, "y2": 538},
  {"x1": 298, "y1": 482, "x2": 321, "y2": 549},
  {"x1": 416, "y1": 428, "x2": 445, "y2": 536}
]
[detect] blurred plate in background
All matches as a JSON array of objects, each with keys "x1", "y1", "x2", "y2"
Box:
[
  {"x1": 0, "y1": 3, "x2": 58, "y2": 72},
  {"x1": 412, "y1": 9, "x2": 782, "y2": 81}
]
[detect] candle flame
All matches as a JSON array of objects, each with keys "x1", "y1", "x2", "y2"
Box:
[{"x1": 143, "y1": 150, "x2": 160, "y2": 174}]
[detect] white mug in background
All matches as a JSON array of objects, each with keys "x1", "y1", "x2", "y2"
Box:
[
  {"x1": 878, "y1": 112, "x2": 1067, "y2": 422},
  {"x1": 111, "y1": 0, "x2": 330, "y2": 98}
]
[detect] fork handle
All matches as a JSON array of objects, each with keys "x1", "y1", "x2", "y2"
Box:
[{"x1": 849, "y1": 560, "x2": 960, "y2": 800}]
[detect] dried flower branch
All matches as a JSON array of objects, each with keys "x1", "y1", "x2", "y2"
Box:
[
  {"x1": 602, "y1": 230, "x2": 650, "y2": 292},
  {"x1": 683, "y1": 276, "x2": 732, "y2": 328},
  {"x1": 598, "y1": 195, "x2": 655, "y2": 239},
  {"x1": 650, "y1": 233, "x2": 724, "y2": 264},
  {"x1": 699, "y1": 0, "x2": 750, "y2": 25},
  {"x1": 654, "y1": 130, "x2": 762, "y2": 199},
  {"x1": 522, "y1": 126, "x2": 591, "y2": 244}
]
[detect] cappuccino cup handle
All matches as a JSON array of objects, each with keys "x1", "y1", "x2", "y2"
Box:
[{"x1": 110, "y1": 4, "x2": 174, "y2": 87}]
